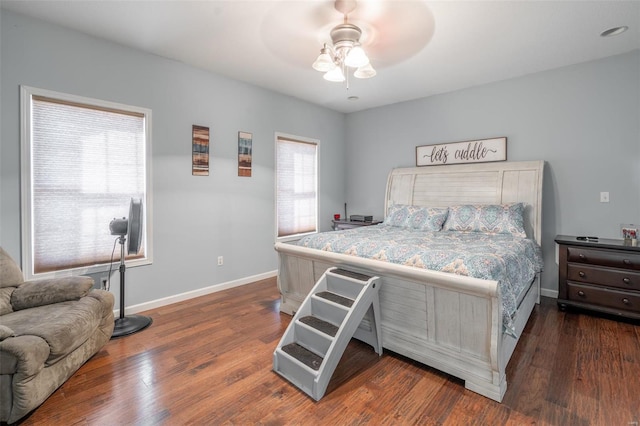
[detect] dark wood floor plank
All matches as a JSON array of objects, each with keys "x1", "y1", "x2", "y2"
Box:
[{"x1": 14, "y1": 277, "x2": 640, "y2": 425}]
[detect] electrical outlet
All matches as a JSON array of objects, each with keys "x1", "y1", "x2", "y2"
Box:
[
  {"x1": 600, "y1": 192, "x2": 610, "y2": 203},
  {"x1": 217, "y1": 256, "x2": 224, "y2": 266},
  {"x1": 100, "y1": 277, "x2": 108, "y2": 289}
]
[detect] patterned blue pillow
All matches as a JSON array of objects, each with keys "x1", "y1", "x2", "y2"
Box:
[
  {"x1": 383, "y1": 204, "x2": 449, "y2": 231},
  {"x1": 443, "y1": 203, "x2": 527, "y2": 237},
  {"x1": 409, "y1": 207, "x2": 449, "y2": 231}
]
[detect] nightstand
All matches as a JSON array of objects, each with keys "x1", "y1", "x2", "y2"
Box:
[
  {"x1": 332, "y1": 219, "x2": 382, "y2": 231},
  {"x1": 555, "y1": 235, "x2": 640, "y2": 320}
]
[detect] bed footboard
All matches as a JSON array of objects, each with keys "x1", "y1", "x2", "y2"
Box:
[{"x1": 274, "y1": 242, "x2": 531, "y2": 402}]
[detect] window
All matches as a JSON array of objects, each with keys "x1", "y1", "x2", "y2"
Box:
[
  {"x1": 276, "y1": 133, "x2": 318, "y2": 239},
  {"x1": 20, "y1": 86, "x2": 152, "y2": 279}
]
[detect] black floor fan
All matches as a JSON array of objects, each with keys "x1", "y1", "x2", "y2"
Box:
[{"x1": 109, "y1": 198, "x2": 152, "y2": 338}]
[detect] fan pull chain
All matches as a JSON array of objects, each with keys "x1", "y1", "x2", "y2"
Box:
[{"x1": 346, "y1": 62, "x2": 350, "y2": 90}]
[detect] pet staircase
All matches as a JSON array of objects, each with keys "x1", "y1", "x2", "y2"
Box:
[{"x1": 273, "y1": 267, "x2": 382, "y2": 400}]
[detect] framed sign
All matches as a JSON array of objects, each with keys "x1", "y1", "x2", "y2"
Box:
[{"x1": 416, "y1": 137, "x2": 507, "y2": 167}]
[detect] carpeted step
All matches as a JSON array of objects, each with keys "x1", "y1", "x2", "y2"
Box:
[
  {"x1": 316, "y1": 291, "x2": 353, "y2": 308},
  {"x1": 299, "y1": 316, "x2": 339, "y2": 337},
  {"x1": 332, "y1": 268, "x2": 372, "y2": 282},
  {"x1": 282, "y1": 342, "x2": 324, "y2": 371}
]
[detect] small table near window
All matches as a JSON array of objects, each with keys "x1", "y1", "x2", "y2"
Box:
[{"x1": 332, "y1": 219, "x2": 382, "y2": 231}]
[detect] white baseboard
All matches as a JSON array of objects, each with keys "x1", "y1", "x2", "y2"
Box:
[
  {"x1": 113, "y1": 270, "x2": 278, "y2": 316},
  {"x1": 540, "y1": 288, "x2": 558, "y2": 299}
]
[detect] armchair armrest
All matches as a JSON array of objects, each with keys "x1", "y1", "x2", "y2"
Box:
[
  {"x1": 10, "y1": 277, "x2": 94, "y2": 311},
  {"x1": 0, "y1": 325, "x2": 15, "y2": 342},
  {"x1": 0, "y1": 335, "x2": 50, "y2": 376}
]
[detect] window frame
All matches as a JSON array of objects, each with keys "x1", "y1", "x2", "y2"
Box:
[
  {"x1": 275, "y1": 132, "x2": 320, "y2": 242},
  {"x1": 20, "y1": 85, "x2": 153, "y2": 280}
]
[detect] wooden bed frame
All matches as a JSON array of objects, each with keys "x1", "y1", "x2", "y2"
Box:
[{"x1": 274, "y1": 160, "x2": 544, "y2": 402}]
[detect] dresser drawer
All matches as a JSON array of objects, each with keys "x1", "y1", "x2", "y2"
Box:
[
  {"x1": 567, "y1": 282, "x2": 640, "y2": 314},
  {"x1": 567, "y1": 264, "x2": 640, "y2": 291},
  {"x1": 567, "y1": 247, "x2": 640, "y2": 270}
]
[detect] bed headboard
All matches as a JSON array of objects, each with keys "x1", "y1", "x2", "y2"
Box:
[{"x1": 385, "y1": 160, "x2": 544, "y2": 245}]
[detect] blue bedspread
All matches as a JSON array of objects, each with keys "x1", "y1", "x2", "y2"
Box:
[{"x1": 297, "y1": 225, "x2": 543, "y2": 335}]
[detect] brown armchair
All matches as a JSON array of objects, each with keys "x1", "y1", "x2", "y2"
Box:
[{"x1": 0, "y1": 247, "x2": 114, "y2": 424}]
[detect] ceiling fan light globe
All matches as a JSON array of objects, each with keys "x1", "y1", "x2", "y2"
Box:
[
  {"x1": 344, "y1": 45, "x2": 369, "y2": 68},
  {"x1": 354, "y1": 63, "x2": 376, "y2": 79},
  {"x1": 312, "y1": 52, "x2": 336, "y2": 72},
  {"x1": 324, "y1": 67, "x2": 346, "y2": 82}
]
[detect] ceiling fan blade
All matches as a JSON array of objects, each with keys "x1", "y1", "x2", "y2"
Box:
[
  {"x1": 260, "y1": 1, "x2": 341, "y2": 68},
  {"x1": 350, "y1": 1, "x2": 435, "y2": 66}
]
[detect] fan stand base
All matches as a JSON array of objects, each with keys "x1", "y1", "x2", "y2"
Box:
[{"x1": 112, "y1": 315, "x2": 153, "y2": 338}]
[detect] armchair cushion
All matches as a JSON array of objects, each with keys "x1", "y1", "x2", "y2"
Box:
[
  {"x1": 11, "y1": 277, "x2": 94, "y2": 311},
  {"x1": 2, "y1": 295, "x2": 103, "y2": 366},
  {"x1": 0, "y1": 288, "x2": 14, "y2": 316},
  {"x1": 0, "y1": 247, "x2": 24, "y2": 288}
]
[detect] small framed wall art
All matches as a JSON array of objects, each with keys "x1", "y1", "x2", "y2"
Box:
[
  {"x1": 238, "y1": 131, "x2": 252, "y2": 177},
  {"x1": 416, "y1": 137, "x2": 507, "y2": 167},
  {"x1": 192, "y1": 125, "x2": 210, "y2": 176}
]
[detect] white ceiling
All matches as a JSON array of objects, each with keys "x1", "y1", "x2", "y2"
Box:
[{"x1": 2, "y1": 0, "x2": 639, "y2": 113}]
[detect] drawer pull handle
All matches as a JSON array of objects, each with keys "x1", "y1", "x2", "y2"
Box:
[
  {"x1": 623, "y1": 259, "x2": 631, "y2": 265},
  {"x1": 579, "y1": 254, "x2": 586, "y2": 259},
  {"x1": 578, "y1": 271, "x2": 585, "y2": 278},
  {"x1": 622, "y1": 298, "x2": 630, "y2": 305},
  {"x1": 578, "y1": 291, "x2": 585, "y2": 297},
  {"x1": 623, "y1": 277, "x2": 631, "y2": 284}
]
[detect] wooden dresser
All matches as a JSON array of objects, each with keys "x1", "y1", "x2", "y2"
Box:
[{"x1": 556, "y1": 235, "x2": 640, "y2": 320}]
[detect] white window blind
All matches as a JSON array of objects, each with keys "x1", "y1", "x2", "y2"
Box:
[
  {"x1": 21, "y1": 86, "x2": 152, "y2": 278},
  {"x1": 276, "y1": 135, "x2": 318, "y2": 238}
]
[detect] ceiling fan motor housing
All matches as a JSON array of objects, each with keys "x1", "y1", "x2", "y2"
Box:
[{"x1": 330, "y1": 22, "x2": 362, "y2": 51}]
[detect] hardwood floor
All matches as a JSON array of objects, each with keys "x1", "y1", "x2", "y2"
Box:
[{"x1": 17, "y1": 278, "x2": 640, "y2": 425}]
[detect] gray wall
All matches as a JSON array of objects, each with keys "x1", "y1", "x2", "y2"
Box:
[
  {"x1": 0, "y1": 11, "x2": 346, "y2": 308},
  {"x1": 345, "y1": 50, "x2": 640, "y2": 293},
  {"x1": 2, "y1": 10, "x2": 639, "y2": 304}
]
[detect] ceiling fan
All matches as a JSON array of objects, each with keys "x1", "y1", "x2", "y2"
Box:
[
  {"x1": 311, "y1": 0, "x2": 377, "y2": 82},
  {"x1": 261, "y1": 0, "x2": 435, "y2": 81}
]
